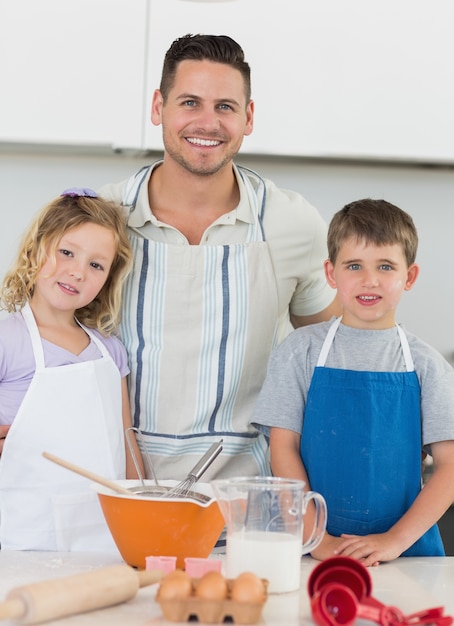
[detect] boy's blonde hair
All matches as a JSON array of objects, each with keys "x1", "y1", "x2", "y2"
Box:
[
  {"x1": 0, "y1": 192, "x2": 133, "y2": 335},
  {"x1": 327, "y1": 198, "x2": 418, "y2": 267}
]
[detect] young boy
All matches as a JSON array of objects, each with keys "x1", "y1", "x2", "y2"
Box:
[{"x1": 252, "y1": 198, "x2": 454, "y2": 566}]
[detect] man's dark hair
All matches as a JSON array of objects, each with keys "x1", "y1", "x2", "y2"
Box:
[{"x1": 160, "y1": 33, "x2": 251, "y2": 103}]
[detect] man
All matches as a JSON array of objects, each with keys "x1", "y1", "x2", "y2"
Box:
[{"x1": 99, "y1": 34, "x2": 339, "y2": 480}]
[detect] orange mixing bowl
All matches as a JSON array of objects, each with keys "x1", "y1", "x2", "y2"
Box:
[{"x1": 93, "y1": 480, "x2": 225, "y2": 569}]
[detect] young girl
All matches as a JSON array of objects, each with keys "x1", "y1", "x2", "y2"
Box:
[{"x1": 0, "y1": 187, "x2": 144, "y2": 552}]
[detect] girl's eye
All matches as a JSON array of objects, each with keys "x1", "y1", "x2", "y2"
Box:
[
  {"x1": 59, "y1": 249, "x2": 72, "y2": 257},
  {"x1": 90, "y1": 262, "x2": 104, "y2": 271}
]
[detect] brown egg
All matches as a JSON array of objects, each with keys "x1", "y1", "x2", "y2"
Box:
[
  {"x1": 230, "y1": 572, "x2": 266, "y2": 603},
  {"x1": 158, "y1": 569, "x2": 193, "y2": 600},
  {"x1": 194, "y1": 570, "x2": 228, "y2": 600}
]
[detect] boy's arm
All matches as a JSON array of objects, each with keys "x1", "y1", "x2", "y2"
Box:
[
  {"x1": 269, "y1": 427, "x2": 344, "y2": 559},
  {"x1": 334, "y1": 439, "x2": 454, "y2": 566},
  {"x1": 269, "y1": 427, "x2": 307, "y2": 480}
]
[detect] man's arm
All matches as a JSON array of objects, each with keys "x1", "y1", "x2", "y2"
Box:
[{"x1": 290, "y1": 296, "x2": 341, "y2": 328}]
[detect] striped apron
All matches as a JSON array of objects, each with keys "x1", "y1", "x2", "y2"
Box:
[{"x1": 120, "y1": 165, "x2": 278, "y2": 480}]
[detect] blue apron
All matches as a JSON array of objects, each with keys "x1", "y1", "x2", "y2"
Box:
[{"x1": 300, "y1": 317, "x2": 444, "y2": 556}]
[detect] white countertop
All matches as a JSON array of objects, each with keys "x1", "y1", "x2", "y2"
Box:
[{"x1": 0, "y1": 551, "x2": 453, "y2": 625}]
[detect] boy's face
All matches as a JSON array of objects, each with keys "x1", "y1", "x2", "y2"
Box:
[{"x1": 324, "y1": 237, "x2": 419, "y2": 330}]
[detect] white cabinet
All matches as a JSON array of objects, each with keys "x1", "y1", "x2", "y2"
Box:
[
  {"x1": 0, "y1": 0, "x2": 147, "y2": 149},
  {"x1": 144, "y1": 0, "x2": 454, "y2": 163},
  {"x1": 1, "y1": 0, "x2": 454, "y2": 163}
]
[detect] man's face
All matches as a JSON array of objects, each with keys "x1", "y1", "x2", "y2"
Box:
[{"x1": 152, "y1": 59, "x2": 254, "y2": 176}]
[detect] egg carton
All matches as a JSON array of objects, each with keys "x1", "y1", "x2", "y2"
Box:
[{"x1": 156, "y1": 578, "x2": 268, "y2": 624}]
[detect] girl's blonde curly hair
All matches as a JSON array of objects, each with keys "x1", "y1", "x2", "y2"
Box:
[{"x1": 0, "y1": 192, "x2": 133, "y2": 335}]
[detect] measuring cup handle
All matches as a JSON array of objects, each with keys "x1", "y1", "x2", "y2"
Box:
[{"x1": 301, "y1": 490, "x2": 328, "y2": 554}]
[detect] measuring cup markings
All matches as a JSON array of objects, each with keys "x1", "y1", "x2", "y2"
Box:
[{"x1": 211, "y1": 477, "x2": 327, "y2": 593}]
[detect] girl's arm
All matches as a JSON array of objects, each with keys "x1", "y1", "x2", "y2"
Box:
[
  {"x1": 0, "y1": 424, "x2": 10, "y2": 455},
  {"x1": 121, "y1": 377, "x2": 145, "y2": 479}
]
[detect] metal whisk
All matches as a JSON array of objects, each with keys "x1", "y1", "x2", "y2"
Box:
[{"x1": 166, "y1": 439, "x2": 223, "y2": 498}]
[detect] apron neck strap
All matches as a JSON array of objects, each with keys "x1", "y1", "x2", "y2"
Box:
[
  {"x1": 21, "y1": 303, "x2": 45, "y2": 369},
  {"x1": 317, "y1": 317, "x2": 415, "y2": 371}
]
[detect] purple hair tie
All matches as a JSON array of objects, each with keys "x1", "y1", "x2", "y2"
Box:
[{"x1": 61, "y1": 187, "x2": 98, "y2": 198}]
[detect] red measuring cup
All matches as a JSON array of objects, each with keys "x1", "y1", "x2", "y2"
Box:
[{"x1": 307, "y1": 557, "x2": 451, "y2": 626}]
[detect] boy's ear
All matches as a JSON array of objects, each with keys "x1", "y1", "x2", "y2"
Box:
[
  {"x1": 404, "y1": 263, "x2": 420, "y2": 291},
  {"x1": 324, "y1": 259, "x2": 337, "y2": 289}
]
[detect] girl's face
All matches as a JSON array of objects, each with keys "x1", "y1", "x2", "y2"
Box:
[
  {"x1": 33, "y1": 222, "x2": 117, "y2": 314},
  {"x1": 324, "y1": 237, "x2": 419, "y2": 330}
]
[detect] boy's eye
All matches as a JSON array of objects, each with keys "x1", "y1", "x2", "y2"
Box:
[
  {"x1": 379, "y1": 264, "x2": 392, "y2": 271},
  {"x1": 348, "y1": 263, "x2": 360, "y2": 270}
]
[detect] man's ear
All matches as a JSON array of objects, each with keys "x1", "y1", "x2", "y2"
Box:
[
  {"x1": 324, "y1": 259, "x2": 337, "y2": 289},
  {"x1": 404, "y1": 263, "x2": 420, "y2": 291},
  {"x1": 151, "y1": 89, "x2": 164, "y2": 127}
]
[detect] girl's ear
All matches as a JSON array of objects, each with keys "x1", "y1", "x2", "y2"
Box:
[
  {"x1": 404, "y1": 263, "x2": 420, "y2": 291},
  {"x1": 324, "y1": 258, "x2": 337, "y2": 289}
]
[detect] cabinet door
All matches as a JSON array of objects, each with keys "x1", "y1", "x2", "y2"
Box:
[
  {"x1": 0, "y1": 0, "x2": 147, "y2": 149},
  {"x1": 144, "y1": 0, "x2": 454, "y2": 163}
]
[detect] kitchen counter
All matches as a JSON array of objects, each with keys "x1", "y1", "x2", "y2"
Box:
[{"x1": 0, "y1": 551, "x2": 453, "y2": 625}]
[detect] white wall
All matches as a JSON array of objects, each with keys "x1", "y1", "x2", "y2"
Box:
[{"x1": 1, "y1": 147, "x2": 453, "y2": 361}]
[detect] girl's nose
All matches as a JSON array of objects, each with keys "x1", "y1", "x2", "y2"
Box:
[{"x1": 70, "y1": 264, "x2": 84, "y2": 281}]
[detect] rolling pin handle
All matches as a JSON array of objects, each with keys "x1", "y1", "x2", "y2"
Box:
[{"x1": 0, "y1": 597, "x2": 26, "y2": 621}]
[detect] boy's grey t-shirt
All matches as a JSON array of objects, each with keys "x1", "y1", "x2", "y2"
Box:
[{"x1": 251, "y1": 319, "x2": 454, "y2": 449}]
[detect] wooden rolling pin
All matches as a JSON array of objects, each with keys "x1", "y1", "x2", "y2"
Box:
[{"x1": 0, "y1": 564, "x2": 163, "y2": 624}]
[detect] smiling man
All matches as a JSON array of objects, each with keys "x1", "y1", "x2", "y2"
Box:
[{"x1": 99, "y1": 34, "x2": 339, "y2": 481}]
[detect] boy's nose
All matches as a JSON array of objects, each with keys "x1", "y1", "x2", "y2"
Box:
[{"x1": 362, "y1": 272, "x2": 379, "y2": 287}]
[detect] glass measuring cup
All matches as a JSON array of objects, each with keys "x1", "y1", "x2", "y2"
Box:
[{"x1": 211, "y1": 476, "x2": 327, "y2": 593}]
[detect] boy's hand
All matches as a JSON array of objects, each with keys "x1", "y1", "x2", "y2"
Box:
[
  {"x1": 333, "y1": 532, "x2": 405, "y2": 566},
  {"x1": 310, "y1": 533, "x2": 352, "y2": 562}
]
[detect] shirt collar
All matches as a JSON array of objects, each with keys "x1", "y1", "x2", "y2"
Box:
[{"x1": 127, "y1": 161, "x2": 255, "y2": 228}]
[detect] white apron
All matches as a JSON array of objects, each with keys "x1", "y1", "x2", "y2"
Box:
[
  {"x1": 120, "y1": 165, "x2": 278, "y2": 479},
  {"x1": 0, "y1": 303, "x2": 125, "y2": 551}
]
